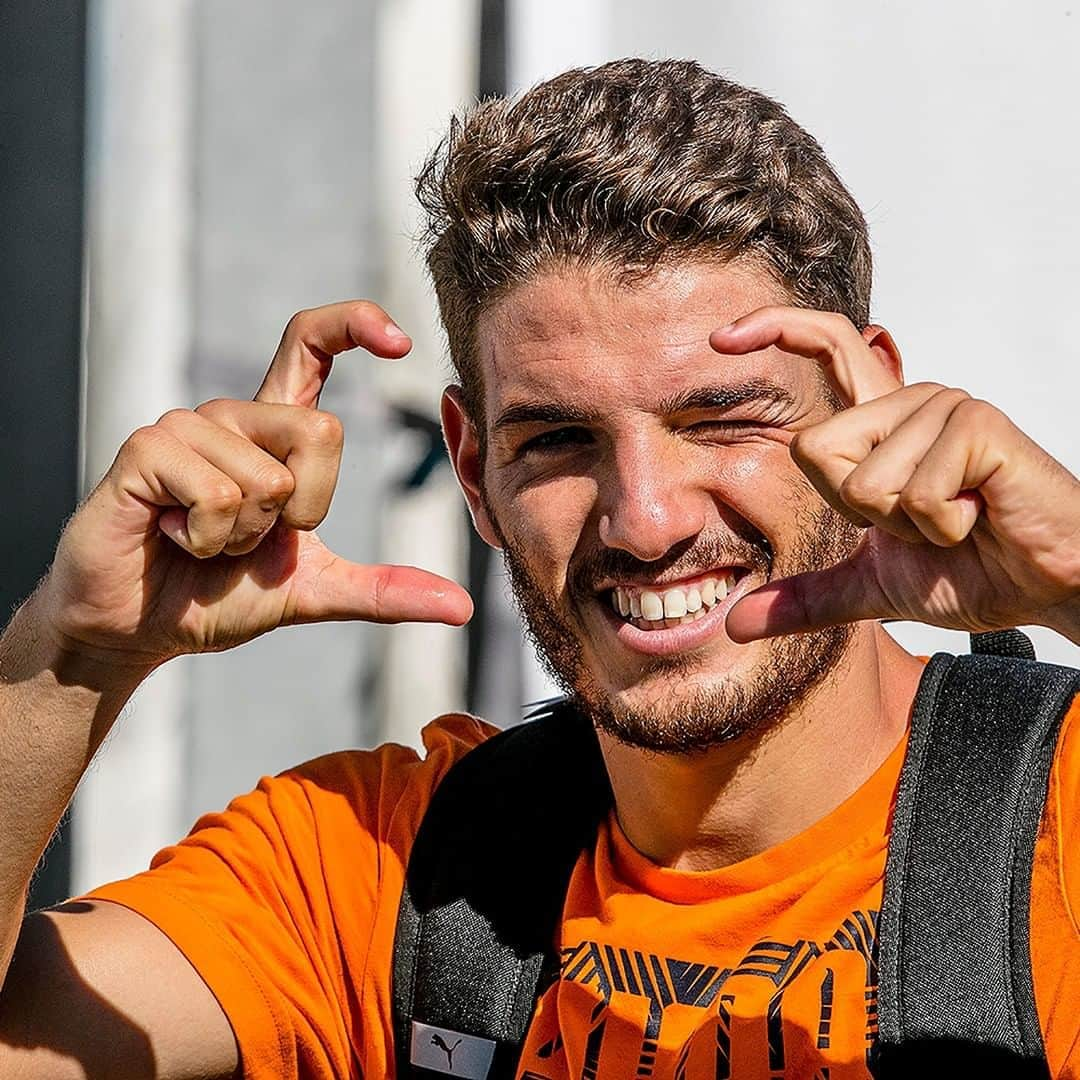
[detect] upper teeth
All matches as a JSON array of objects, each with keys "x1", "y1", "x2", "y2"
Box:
[{"x1": 610, "y1": 573, "x2": 736, "y2": 626}]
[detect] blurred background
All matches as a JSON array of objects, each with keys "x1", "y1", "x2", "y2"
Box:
[{"x1": 2, "y1": 0, "x2": 1077, "y2": 906}]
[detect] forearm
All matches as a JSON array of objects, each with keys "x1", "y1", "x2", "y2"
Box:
[{"x1": 0, "y1": 587, "x2": 148, "y2": 985}]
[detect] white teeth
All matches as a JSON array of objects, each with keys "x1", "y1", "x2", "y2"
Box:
[
  {"x1": 640, "y1": 591, "x2": 664, "y2": 621},
  {"x1": 611, "y1": 571, "x2": 741, "y2": 629},
  {"x1": 662, "y1": 589, "x2": 687, "y2": 619}
]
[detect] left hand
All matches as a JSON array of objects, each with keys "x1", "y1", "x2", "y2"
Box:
[{"x1": 711, "y1": 307, "x2": 1080, "y2": 644}]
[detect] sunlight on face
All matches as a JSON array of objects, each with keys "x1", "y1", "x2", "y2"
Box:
[{"x1": 474, "y1": 262, "x2": 859, "y2": 753}]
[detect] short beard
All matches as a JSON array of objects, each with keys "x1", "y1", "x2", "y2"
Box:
[{"x1": 491, "y1": 486, "x2": 860, "y2": 756}]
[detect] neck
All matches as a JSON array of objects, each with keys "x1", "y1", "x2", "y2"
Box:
[{"x1": 596, "y1": 624, "x2": 924, "y2": 872}]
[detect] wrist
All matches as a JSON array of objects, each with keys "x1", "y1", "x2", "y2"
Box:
[{"x1": 1, "y1": 585, "x2": 154, "y2": 699}]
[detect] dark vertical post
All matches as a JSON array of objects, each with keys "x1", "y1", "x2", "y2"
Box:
[
  {"x1": 0, "y1": 1, "x2": 87, "y2": 908},
  {"x1": 465, "y1": 0, "x2": 509, "y2": 714}
]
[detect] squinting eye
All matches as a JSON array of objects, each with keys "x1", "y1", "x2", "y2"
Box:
[
  {"x1": 689, "y1": 420, "x2": 769, "y2": 438},
  {"x1": 520, "y1": 427, "x2": 593, "y2": 454}
]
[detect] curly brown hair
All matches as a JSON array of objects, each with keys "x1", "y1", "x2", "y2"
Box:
[{"x1": 416, "y1": 58, "x2": 871, "y2": 422}]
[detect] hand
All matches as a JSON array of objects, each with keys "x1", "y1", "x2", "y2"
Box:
[
  {"x1": 37, "y1": 301, "x2": 473, "y2": 672},
  {"x1": 712, "y1": 308, "x2": 1080, "y2": 644}
]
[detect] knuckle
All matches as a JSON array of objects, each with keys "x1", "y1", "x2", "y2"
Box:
[
  {"x1": 898, "y1": 483, "x2": 936, "y2": 516},
  {"x1": 201, "y1": 480, "x2": 243, "y2": 514},
  {"x1": 123, "y1": 424, "x2": 167, "y2": 458},
  {"x1": 194, "y1": 397, "x2": 230, "y2": 419},
  {"x1": 157, "y1": 407, "x2": 194, "y2": 428},
  {"x1": 840, "y1": 473, "x2": 885, "y2": 509},
  {"x1": 953, "y1": 396, "x2": 999, "y2": 425},
  {"x1": 305, "y1": 409, "x2": 345, "y2": 448},
  {"x1": 789, "y1": 427, "x2": 826, "y2": 465},
  {"x1": 930, "y1": 386, "x2": 971, "y2": 408},
  {"x1": 285, "y1": 506, "x2": 325, "y2": 531},
  {"x1": 260, "y1": 467, "x2": 296, "y2": 503},
  {"x1": 285, "y1": 308, "x2": 313, "y2": 339},
  {"x1": 910, "y1": 380, "x2": 947, "y2": 396}
]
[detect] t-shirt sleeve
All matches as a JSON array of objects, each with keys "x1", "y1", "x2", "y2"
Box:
[
  {"x1": 80, "y1": 713, "x2": 494, "y2": 1080},
  {"x1": 1031, "y1": 690, "x2": 1080, "y2": 1076}
]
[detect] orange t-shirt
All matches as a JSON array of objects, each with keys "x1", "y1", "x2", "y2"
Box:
[{"x1": 85, "y1": 696, "x2": 1080, "y2": 1079}]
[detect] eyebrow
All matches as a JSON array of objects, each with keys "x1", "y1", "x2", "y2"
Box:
[
  {"x1": 493, "y1": 379, "x2": 798, "y2": 434},
  {"x1": 658, "y1": 379, "x2": 799, "y2": 415},
  {"x1": 492, "y1": 401, "x2": 600, "y2": 432}
]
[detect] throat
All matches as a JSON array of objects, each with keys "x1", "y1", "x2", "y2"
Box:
[{"x1": 597, "y1": 625, "x2": 921, "y2": 872}]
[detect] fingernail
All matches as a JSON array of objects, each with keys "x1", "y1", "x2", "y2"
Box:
[
  {"x1": 714, "y1": 322, "x2": 738, "y2": 334},
  {"x1": 385, "y1": 322, "x2": 410, "y2": 341}
]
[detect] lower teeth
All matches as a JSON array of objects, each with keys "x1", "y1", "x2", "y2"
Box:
[{"x1": 629, "y1": 604, "x2": 712, "y2": 630}]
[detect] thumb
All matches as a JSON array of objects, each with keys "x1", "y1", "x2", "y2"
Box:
[
  {"x1": 287, "y1": 554, "x2": 474, "y2": 627},
  {"x1": 725, "y1": 549, "x2": 895, "y2": 642}
]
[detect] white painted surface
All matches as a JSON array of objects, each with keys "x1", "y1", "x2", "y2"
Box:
[{"x1": 74, "y1": 0, "x2": 194, "y2": 892}]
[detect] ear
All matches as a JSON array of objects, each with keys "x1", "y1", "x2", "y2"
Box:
[
  {"x1": 440, "y1": 386, "x2": 503, "y2": 550},
  {"x1": 862, "y1": 324, "x2": 904, "y2": 384}
]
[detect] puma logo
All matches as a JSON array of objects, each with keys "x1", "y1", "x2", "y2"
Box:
[{"x1": 431, "y1": 1032, "x2": 463, "y2": 1071}]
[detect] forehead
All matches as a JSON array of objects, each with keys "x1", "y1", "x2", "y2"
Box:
[{"x1": 474, "y1": 261, "x2": 813, "y2": 418}]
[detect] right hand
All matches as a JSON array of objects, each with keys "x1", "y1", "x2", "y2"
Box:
[{"x1": 37, "y1": 300, "x2": 473, "y2": 671}]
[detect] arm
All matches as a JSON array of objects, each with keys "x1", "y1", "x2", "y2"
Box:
[{"x1": 0, "y1": 301, "x2": 472, "y2": 1077}]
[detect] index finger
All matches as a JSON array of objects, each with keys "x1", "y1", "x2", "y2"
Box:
[
  {"x1": 255, "y1": 300, "x2": 413, "y2": 408},
  {"x1": 709, "y1": 307, "x2": 901, "y2": 406}
]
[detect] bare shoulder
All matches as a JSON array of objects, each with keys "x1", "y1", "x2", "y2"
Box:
[{"x1": 0, "y1": 899, "x2": 238, "y2": 1080}]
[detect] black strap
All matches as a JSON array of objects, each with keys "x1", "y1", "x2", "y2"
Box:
[
  {"x1": 393, "y1": 646, "x2": 1079, "y2": 1077},
  {"x1": 392, "y1": 699, "x2": 611, "y2": 1078},
  {"x1": 875, "y1": 651, "x2": 1080, "y2": 1076}
]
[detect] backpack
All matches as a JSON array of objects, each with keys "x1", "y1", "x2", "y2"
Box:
[{"x1": 393, "y1": 631, "x2": 1080, "y2": 1079}]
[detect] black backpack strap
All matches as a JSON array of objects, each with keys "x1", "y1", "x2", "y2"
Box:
[
  {"x1": 876, "y1": 650, "x2": 1080, "y2": 1075},
  {"x1": 393, "y1": 699, "x2": 612, "y2": 1079}
]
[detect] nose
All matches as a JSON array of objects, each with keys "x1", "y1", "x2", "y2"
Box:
[{"x1": 597, "y1": 435, "x2": 707, "y2": 562}]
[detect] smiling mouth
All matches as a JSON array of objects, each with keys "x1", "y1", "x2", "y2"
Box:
[{"x1": 604, "y1": 569, "x2": 746, "y2": 631}]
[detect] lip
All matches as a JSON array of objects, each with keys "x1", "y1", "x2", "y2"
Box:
[{"x1": 599, "y1": 570, "x2": 758, "y2": 657}]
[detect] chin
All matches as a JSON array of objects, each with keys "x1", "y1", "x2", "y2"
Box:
[{"x1": 562, "y1": 623, "x2": 855, "y2": 757}]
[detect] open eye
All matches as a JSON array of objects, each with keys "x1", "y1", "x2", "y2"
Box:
[{"x1": 520, "y1": 427, "x2": 593, "y2": 454}]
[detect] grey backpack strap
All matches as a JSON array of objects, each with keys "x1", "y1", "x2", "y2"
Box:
[
  {"x1": 393, "y1": 699, "x2": 611, "y2": 1079},
  {"x1": 876, "y1": 648, "x2": 1080, "y2": 1075}
]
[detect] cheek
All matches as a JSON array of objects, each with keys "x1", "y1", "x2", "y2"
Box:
[
  {"x1": 707, "y1": 446, "x2": 816, "y2": 540},
  {"x1": 493, "y1": 473, "x2": 599, "y2": 578}
]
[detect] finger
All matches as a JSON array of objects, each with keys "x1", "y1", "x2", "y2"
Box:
[
  {"x1": 785, "y1": 383, "x2": 952, "y2": 534},
  {"x1": 255, "y1": 300, "x2": 412, "y2": 409},
  {"x1": 725, "y1": 549, "x2": 896, "y2": 641},
  {"x1": 710, "y1": 307, "x2": 900, "y2": 406},
  {"x1": 115, "y1": 426, "x2": 242, "y2": 558},
  {"x1": 897, "y1": 399, "x2": 999, "y2": 546},
  {"x1": 195, "y1": 399, "x2": 343, "y2": 532},
  {"x1": 157, "y1": 409, "x2": 296, "y2": 554},
  {"x1": 285, "y1": 542, "x2": 474, "y2": 627},
  {"x1": 801, "y1": 387, "x2": 971, "y2": 543}
]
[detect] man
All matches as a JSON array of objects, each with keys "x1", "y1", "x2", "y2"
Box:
[{"x1": 0, "y1": 57, "x2": 1077, "y2": 1078}]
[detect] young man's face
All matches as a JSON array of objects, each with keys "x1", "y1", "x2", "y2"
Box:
[{"x1": 445, "y1": 261, "x2": 861, "y2": 753}]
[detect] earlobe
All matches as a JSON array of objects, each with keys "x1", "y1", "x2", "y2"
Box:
[
  {"x1": 862, "y1": 324, "x2": 904, "y2": 384},
  {"x1": 440, "y1": 386, "x2": 503, "y2": 550}
]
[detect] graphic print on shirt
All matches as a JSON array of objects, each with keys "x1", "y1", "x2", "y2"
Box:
[{"x1": 524, "y1": 909, "x2": 879, "y2": 1079}]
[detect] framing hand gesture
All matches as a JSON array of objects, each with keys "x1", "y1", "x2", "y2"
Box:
[{"x1": 714, "y1": 309, "x2": 1080, "y2": 645}]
